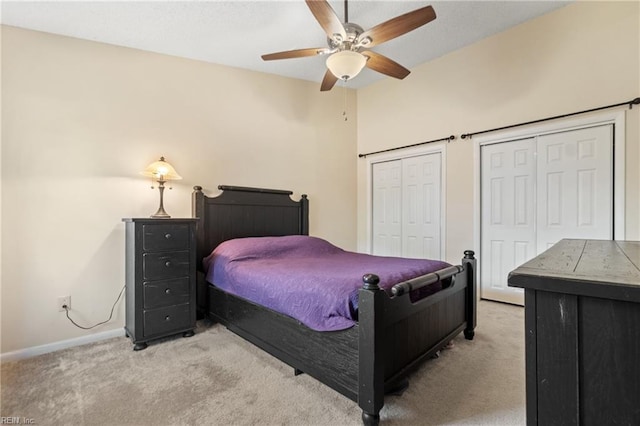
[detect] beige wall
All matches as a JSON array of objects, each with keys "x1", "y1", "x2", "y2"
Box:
[
  {"x1": 357, "y1": 1, "x2": 640, "y2": 262},
  {"x1": 3, "y1": 0, "x2": 639, "y2": 356},
  {"x1": 1, "y1": 26, "x2": 357, "y2": 354}
]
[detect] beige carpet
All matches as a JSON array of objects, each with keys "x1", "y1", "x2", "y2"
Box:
[{"x1": 1, "y1": 301, "x2": 525, "y2": 425}]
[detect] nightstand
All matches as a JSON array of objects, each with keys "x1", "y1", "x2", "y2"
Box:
[{"x1": 122, "y1": 218, "x2": 197, "y2": 350}]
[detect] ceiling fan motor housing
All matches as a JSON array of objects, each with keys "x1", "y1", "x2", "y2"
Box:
[{"x1": 328, "y1": 22, "x2": 365, "y2": 51}]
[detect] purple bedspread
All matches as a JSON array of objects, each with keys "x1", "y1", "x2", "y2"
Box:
[{"x1": 203, "y1": 235, "x2": 451, "y2": 331}]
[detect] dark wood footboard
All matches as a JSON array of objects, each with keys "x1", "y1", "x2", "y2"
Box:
[{"x1": 358, "y1": 251, "x2": 476, "y2": 424}]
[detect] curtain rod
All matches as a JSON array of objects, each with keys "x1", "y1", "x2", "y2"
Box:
[
  {"x1": 358, "y1": 135, "x2": 455, "y2": 158},
  {"x1": 461, "y1": 97, "x2": 640, "y2": 140}
]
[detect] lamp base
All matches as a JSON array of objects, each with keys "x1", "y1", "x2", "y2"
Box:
[
  {"x1": 151, "y1": 183, "x2": 171, "y2": 218},
  {"x1": 151, "y1": 204, "x2": 171, "y2": 219},
  {"x1": 150, "y1": 212, "x2": 171, "y2": 219}
]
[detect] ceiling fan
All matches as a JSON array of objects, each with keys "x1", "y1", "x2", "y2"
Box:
[{"x1": 261, "y1": 0, "x2": 436, "y2": 91}]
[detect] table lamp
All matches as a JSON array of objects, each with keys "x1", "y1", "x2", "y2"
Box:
[{"x1": 140, "y1": 156, "x2": 182, "y2": 218}]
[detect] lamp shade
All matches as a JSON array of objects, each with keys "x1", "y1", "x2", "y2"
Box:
[
  {"x1": 326, "y1": 50, "x2": 367, "y2": 80},
  {"x1": 140, "y1": 156, "x2": 182, "y2": 181}
]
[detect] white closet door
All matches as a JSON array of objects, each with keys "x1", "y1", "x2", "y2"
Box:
[
  {"x1": 371, "y1": 153, "x2": 443, "y2": 259},
  {"x1": 480, "y1": 124, "x2": 614, "y2": 305},
  {"x1": 536, "y1": 125, "x2": 613, "y2": 251},
  {"x1": 402, "y1": 153, "x2": 442, "y2": 259},
  {"x1": 372, "y1": 160, "x2": 402, "y2": 256},
  {"x1": 480, "y1": 139, "x2": 536, "y2": 305}
]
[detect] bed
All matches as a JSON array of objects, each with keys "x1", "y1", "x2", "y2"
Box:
[{"x1": 192, "y1": 185, "x2": 477, "y2": 425}]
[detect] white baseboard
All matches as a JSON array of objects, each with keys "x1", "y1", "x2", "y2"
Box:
[{"x1": 1, "y1": 328, "x2": 126, "y2": 363}]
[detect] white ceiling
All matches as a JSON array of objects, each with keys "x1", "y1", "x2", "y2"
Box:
[{"x1": 0, "y1": 0, "x2": 571, "y2": 89}]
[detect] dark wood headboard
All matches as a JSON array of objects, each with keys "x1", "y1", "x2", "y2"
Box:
[{"x1": 191, "y1": 185, "x2": 309, "y2": 270}]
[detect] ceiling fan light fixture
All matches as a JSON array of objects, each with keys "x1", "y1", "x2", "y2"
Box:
[{"x1": 326, "y1": 50, "x2": 367, "y2": 80}]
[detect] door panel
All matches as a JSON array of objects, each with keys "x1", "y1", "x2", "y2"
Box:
[
  {"x1": 481, "y1": 138, "x2": 536, "y2": 305},
  {"x1": 536, "y1": 126, "x2": 613, "y2": 252},
  {"x1": 372, "y1": 160, "x2": 402, "y2": 256},
  {"x1": 402, "y1": 153, "x2": 442, "y2": 259}
]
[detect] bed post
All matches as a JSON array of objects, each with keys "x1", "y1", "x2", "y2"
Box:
[
  {"x1": 463, "y1": 250, "x2": 477, "y2": 340},
  {"x1": 300, "y1": 194, "x2": 309, "y2": 236},
  {"x1": 358, "y1": 274, "x2": 385, "y2": 426},
  {"x1": 192, "y1": 186, "x2": 207, "y2": 317},
  {"x1": 192, "y1": 186, "x2": 205, "y2": 266}
]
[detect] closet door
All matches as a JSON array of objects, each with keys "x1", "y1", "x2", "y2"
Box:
[
  {"x1": 372, "y1": 160, "x2": 402, "y2": 256},
  {"x1": 536, "y1": 125, "x2": 613, "y2": 251},
  {"x1": 372, "y1": 153, "x2": 443, "y2": 259},
  {"x1": 480, "y1": 139, "x2": 536, "y2": 305},
  {"x1": 402, "y1": 153, "x2": 442, "y2": 259},
  {"x1": 480, "y1": 124, "x2": 614, "y2": 305}
]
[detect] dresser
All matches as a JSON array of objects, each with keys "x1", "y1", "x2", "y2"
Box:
[
  {"x1": 123, "y1": 218, "x2": 197, "y2": 350},
  {"x1": 508, "y1": 239, "x2": 640, "y2": 425}
]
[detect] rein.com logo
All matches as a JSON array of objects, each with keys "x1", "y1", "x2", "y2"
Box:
[{"x1": 0, "y1": 418, "x2": 35, "y2": 425}]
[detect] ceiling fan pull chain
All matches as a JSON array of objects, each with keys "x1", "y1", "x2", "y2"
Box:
[{"x1": 343, "y1": 84, "x2": 348, "y2": 121}]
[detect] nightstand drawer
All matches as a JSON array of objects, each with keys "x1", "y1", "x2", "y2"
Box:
[
  {"x1": 143, "y1": 224, "x2": 190, "y2": 252},
  {"x1": 143, "y1": 251, "x2": 190, "y2": 280},
  {"x1": 144, "y1": 304, "x2": 191, "y2": 337},
  {"x1": 143, "y1": 278, "x2": 190, "y2": 309}
]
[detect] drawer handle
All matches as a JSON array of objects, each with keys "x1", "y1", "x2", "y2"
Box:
[
  {"x1": 165, "y1": 261, "x2": 171, "y2": 267},
  {"x1": 165, "y1": 288, "x2": 171, "y2": 295},
  {"x1": 165, "y1": 233, "x2": 172, "y2": 239},
  {"x1": 165, "y1": 316, "x2": 171, "y2": 321}
]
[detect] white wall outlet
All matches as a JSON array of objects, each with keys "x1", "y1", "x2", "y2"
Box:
[{"x1": 58, "y1": 295, "x2": 71, "y2": 312}]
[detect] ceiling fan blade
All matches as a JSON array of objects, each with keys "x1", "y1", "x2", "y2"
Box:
[
  {"x1": 362, "y1": 51, "x2": 410, "y2": 80},
  {"x1": 320, "y1": 69, "x2": 339, "y2": 91},
  {"x1": 305, "y1": 0, "x2": 346, "y2": 41},
  {"x1": 358, "y1": 5, "x2": 436, "y2": 48},
  {"x1": 262, "y1": 47, "x2": 330, "y2": 61}
]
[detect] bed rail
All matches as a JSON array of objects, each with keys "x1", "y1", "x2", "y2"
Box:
[
  {"x1": 216, "y1": 184, "x2": 294, "y2": 195},
  {"x1": 390, "y1": 265, "x2": 464, "y2": 297}
]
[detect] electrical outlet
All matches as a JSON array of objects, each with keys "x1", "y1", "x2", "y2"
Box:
[{"x1": 58, "y1": 296, "x2": 71, "y2": 312}]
